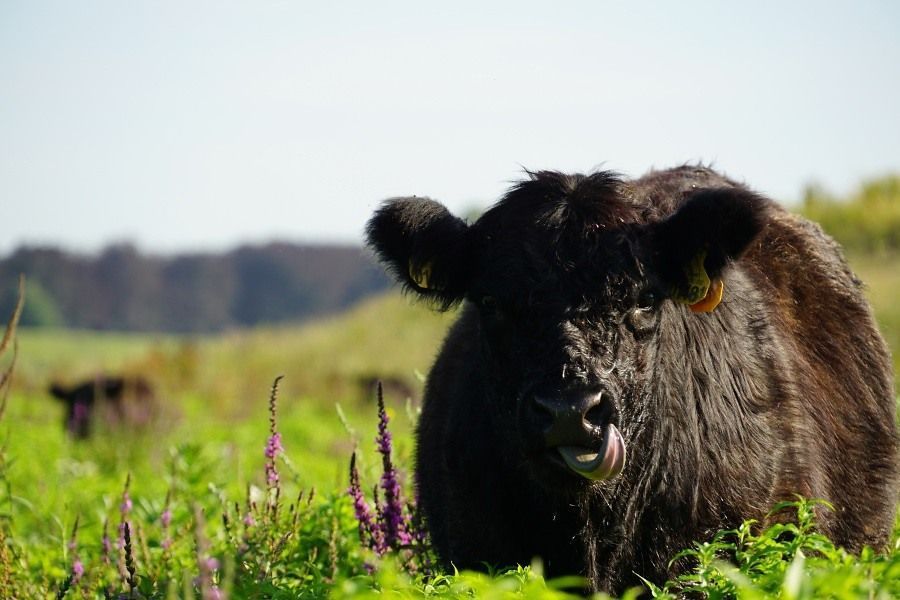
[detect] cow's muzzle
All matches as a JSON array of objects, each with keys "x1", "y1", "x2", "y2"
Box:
[{"x1": 530, "y1": 389, "x2": 626, "y2": 481}]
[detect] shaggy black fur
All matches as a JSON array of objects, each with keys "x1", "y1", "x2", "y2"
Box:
[{"x1": 365, "y1": 165, "x2": 899, "y2": 594}]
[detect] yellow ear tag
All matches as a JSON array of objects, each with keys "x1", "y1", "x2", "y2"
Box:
[
  {"x1": 409, "y1": 260, "x2": 433, "y2": 290},
  {"x1": 689, "y1": 278, "x2": 724, "y2": 313},
  {"x1": 672, "y1": 250, "x2": 711, "y2": 305}
]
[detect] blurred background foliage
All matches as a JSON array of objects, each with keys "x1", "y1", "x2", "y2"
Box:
[{"x1": 801, "y1": 174, "x2": 900, "y2": 254}]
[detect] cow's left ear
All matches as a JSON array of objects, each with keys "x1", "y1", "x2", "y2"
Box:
[
  {"x1": 650, "y1": 188, "x2": 769, "y2": 311},
  {"x1": 366, "y1": 197, "x2": 471, "y2": 310},
  {"x1": 49, "y1": 383, "x2": 69, "y2": 402}
]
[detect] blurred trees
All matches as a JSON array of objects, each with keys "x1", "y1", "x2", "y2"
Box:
[
  {"x1": 800, "y1": 174, "x2": 900, "y2": 254},
  {"x1": 0, "y1": 243, "x2": 389, "y2": 332}
]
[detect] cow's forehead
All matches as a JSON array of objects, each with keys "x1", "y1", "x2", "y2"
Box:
[
  {"x1": 469, "y1": 171, "x2": 647, "y2": 298},
  {"x1": 476, "y1": 170, "x2": 644, "y2": 232}
]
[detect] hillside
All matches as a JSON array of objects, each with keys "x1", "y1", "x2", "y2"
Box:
[{"x1": 15, "y1": 291, "x2": 458, "y2": 411}]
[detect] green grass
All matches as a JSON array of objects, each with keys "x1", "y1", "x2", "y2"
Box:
[
  {"x1": 851, "y1": 253, "x2": 900, "y2": 374},
  {"x1": 0, "y1": 249, "x2": 897, "y2": 597}
]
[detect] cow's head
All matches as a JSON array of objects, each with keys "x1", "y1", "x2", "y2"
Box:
[
  {"x1": 367, "y1": 171, "x2": 767, "y2": 489},
  {"x1": 50, "y1": 383, "x2": 94, "y2": 439}
]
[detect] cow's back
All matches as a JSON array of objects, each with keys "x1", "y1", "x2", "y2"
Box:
[
  {"x1": 634, "y1": 166, "x2": 898, "y2": 549},
  {"x1": 744, "y1": 207, "x2": 897, "y2": 548}
]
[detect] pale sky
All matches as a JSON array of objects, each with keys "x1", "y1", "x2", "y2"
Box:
[{"x1": 2, "y1": 1, "x2": 899, "y2": 255}]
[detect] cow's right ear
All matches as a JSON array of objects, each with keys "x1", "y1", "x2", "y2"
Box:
[
  {"x1": 649, "y1": 187, "x2": 768, "y2": 311},
  {"x1": 366, "y1": 197, "x2": 470, "y2": 310}
]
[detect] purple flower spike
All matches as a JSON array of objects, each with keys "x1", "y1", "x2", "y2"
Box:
[
  {"x1": 266, "y1": 464, "x2": 279, "y2": 486},
  {"x1": 101, "y1": 519, "x2": 111, "y2": 565},
  {"x1": 375, "y1": 383, "x2": 408, "y2": 549},
  {"x1": 264, "y1": 376, "x2": 285, "y2": 494},
  {"x1": 118, "y1": 522, "x2": 128, "y2": 551},
  {"x1": 118, "y1": 473, "x2": 133, "y2": 551},
  {"x1": 265, "y1": 433, "x2": 283, "y2": 486},
  {"x1": 72, "y1": 559, "x2": 84, "y2": 580},
  {"x1": 160, "y1": 508, "x2": 172, "y2": 528},
  {"x1": 264, "y1": 432, "x2": 284, "y2": 460},
  {"x1": 348, "y1": 452, "x2": 384, "y2": 553}
]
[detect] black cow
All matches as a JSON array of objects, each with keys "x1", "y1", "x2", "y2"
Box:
[
  {"x1": 366, "y1": 166, "x2": 899, "y2": 593},
  {"x1": 49, "y1": 375, "x2": 157, "y2": 439}
]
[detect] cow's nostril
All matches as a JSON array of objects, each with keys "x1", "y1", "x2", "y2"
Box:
[
  {"x1": 531, "y1": 389, "x2": 615, "y2": 448},
  {"x1": 583, "y1": 396, "x2": 612, "y2": 429}
]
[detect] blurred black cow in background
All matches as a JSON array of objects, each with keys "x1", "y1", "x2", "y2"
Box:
[{"x1": 49, "y1": 376, "x2": 157, "y2": 439}]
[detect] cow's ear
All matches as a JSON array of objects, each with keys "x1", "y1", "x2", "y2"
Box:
[
  {"x1": 49, "y1": 384, "x2": 68, "y2": 401},
  {"x1": 651, "y1": 188, "x2": 768, "y2": 310},
  {"x1": 366, "y1": 197, "x2": 470, "y2": 309}
]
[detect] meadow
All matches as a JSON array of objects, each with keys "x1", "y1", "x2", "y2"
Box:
[{"x1": 1, "y1": 198, "x2": 899, "y2": 597}]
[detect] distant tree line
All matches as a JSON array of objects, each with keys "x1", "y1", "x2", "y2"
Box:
[
  {"x1": 800, "y1": 174, "x2": 900, "y2": 254},
  {"x1": 0, "y1": 242, "x2": 390, "y2": 332}
]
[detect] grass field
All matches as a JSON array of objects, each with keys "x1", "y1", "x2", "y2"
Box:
[{"x1": 0, "y1": 252, "x2": 898, "y2": 598}]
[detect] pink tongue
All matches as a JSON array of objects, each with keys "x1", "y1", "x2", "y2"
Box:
[{"x1": 557, "y1": 424, "x2": 626, "y2": 481}]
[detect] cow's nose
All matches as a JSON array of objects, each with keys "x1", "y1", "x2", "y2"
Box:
[{"x1": 532, "y1": 390, "x2": 613, "y2": 448}]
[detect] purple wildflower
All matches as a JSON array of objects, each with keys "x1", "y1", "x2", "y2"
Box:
[
  {"x1": 72, "y1": 559, "x2": 84, "y2": 581},
  {"x1": 198, "y1": 555, "x2": 220, "y2": 599},
  {"x1": 118, "y1": 522, "x2": 128, "y2": 551},
  {"x1": 375, "y1": 383, "x2": 409, "y2": 548},
  {"x1": 264, "y1": 432, "x2": 283, "y2": 459},
  {"x1": 264, "y1": 433, "x2": 282, "y2": 486},
  {"x1": 194, "y1": 504, "x2": 221, "y2": 600},
  {"x1": 118, "y1": 473, "x2": 132, "y2": 550},
  {"x1": 122, "y1": 521, "x2": 137, "y2": 591},
  {"x1": 264, "y1": 376, "x2": 284, "y2": 492},
  {"x1": 348, "y1": 451, "x2": 384, "y2": 553},
  {"x1": 160, "y1": 490, "x2": 173, "y2": 552},
  {"x1": 101, "y1": 519, "x2": 111, "y2": 565},
  {"x1": 243, "y1": 512, "x2": 256, "y2": 528},
  {"x1": 67, "y1": 515, "x2": 83, "y2": 583}
]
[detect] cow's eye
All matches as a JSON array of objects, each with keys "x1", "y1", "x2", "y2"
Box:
[
  {"x1": 627, "y1": 289, "x2": 661, "y2": 336},
  {"x1": 636, "y1": 290, "x2": 659, "y2": 311},
  {"x1": 480, "y1": 295, "x2": 498, "y2": 311}
]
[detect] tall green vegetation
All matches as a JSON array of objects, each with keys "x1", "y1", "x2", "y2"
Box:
[
  {"x1": 0, "y1": 287, "x2": 897, "y2": 597},
  {"x1": 0, "y1": 276, "x2": 24, "y2": 598},
  {"x1": 799, "y1": 174, "x2": 900, "y2": 254}
]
